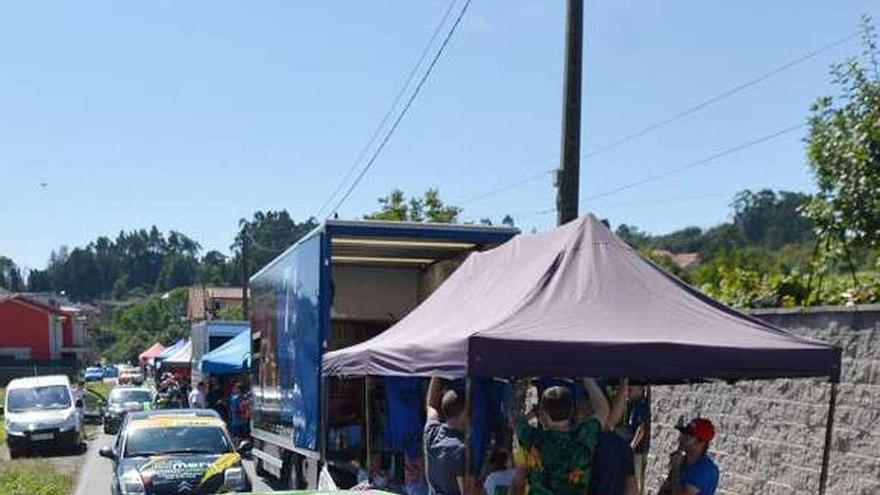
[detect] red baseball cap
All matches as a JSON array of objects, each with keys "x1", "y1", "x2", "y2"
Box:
[{"x1": 676, "y1": 418, "x2": 715, "y2": 443}]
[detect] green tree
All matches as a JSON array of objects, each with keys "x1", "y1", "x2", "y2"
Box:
[
  {"x1": 804, "y1": 20, "x2": 880, "y2": 258},
  {"x1": 104, "y1": 287, "x2": 189, "y2": 362},
  {"x1": 234, "y1": 210, "x2": 318, "y2": 278},
  {"x1": 367, "y1": 188, "x2": 461, "y2": 223}
]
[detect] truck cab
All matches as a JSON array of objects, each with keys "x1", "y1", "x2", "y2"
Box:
[{"x1": 248, "y1": 220, "x2": 517, "y2": 488}]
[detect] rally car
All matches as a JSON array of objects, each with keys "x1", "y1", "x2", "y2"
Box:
[
  {"x1": 99, "y1": 409, "x2": 252, "y2": 494},
  {"x1": 103, "y1": 386, "x2": 154, "y2": 435}
]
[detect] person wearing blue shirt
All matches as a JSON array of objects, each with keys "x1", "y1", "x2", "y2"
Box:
[{"x1": 658, "y1": 418, "x2": 719, "y2": 495}]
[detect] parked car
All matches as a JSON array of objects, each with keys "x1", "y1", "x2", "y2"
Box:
[
  {"x1": 84, "y1": 366, "x2": 105, "y2": 382},
  {"x1": 103, "y1": 386, "x2": 154, "y2": 434},
  {"x1": 103, "y1": 364, "x2": 119, "y2": 379},
  {"x1": 3, "y1": 375, "x2": 84, "y2": 458},
  {"x1": 100, "y1": 409, "x2": 252, "y2": 494},
  {"x1": 117, "y1": 368, "x2": 144, "y2": 385}
]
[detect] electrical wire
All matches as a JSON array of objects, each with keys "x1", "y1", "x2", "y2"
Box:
[
  {"x1": 324, "y1": 0, "x2": 473, "y2": 219},
  {"x1": 451, "y1": 30, "x2": 858, "y2": 209},
  {"x1": 457, "y1": 168, "x2": 555, "y2": 205},
  {"x1": 521, "y1": 122, "x2": 806, "y2": 218},
  {"x1": 313, "y1": 0, "x2": 459, "y2": 220},
  {"x1": 581, "y1": 31, "x2": 858, "y2": 161}
]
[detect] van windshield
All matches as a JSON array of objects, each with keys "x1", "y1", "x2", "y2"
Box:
[{"x1": 6, "y1": 385, "x2": 71, "y2": 412}]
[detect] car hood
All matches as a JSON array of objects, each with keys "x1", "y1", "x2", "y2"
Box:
[
  {"x1": 6, "y1": 408, "x2": 73, "y2": 426},
  {"x1": 120, "y1": 452, "x2": 241, "y2": 494}
]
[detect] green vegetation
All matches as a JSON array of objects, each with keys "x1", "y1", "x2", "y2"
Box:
[
  {"x1": 91, "y1": 287, "x2": 189, "y2": 362},
  {"x1": 0, "y1": 460, "x2": 73, "y2": 495},
  {"x1": 85, "y1": 381, "x2": 113, "y2": 400}
]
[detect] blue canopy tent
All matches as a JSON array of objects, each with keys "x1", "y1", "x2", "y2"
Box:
[
  {"x1": 200, "y1": 329, "x2": 250, "y2": 375},
  {"x1": 155, "y1": 338, "x2": 187, "y2": 370}
]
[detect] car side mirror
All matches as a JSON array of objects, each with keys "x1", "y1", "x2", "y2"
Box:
[
  {"x1": 76, "y1": 399, "x2": 84, "y2": 409},
  {"x1": 237, "y1": 440, "x2": 252, "y2": 454},
  {"x1": 98, "y1": 446, "x2": 117, "y2": 461}
]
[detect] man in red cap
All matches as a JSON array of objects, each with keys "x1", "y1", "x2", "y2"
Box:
[{"x1": 658, "y1": 418, "x2": 719, "y2": 495}]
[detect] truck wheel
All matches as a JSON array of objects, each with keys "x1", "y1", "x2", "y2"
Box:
[
  {"x1": 282, "y1": 453, "x2": 304, "y2": 490},
  {"x1": 8, "y1": 446, "x2": 23, "y2": 459},
  {"x1": 255, "y1": 458, "x2": 269, "y2": 478}
]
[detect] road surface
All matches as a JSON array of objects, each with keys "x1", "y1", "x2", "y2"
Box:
[{"x1": 75, "y1": 432, "x2": 279, "y2": 494}]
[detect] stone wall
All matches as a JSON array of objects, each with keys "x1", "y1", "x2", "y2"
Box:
[{"x1": 646, "y1": 305, "x2": 880, "y2": 495}]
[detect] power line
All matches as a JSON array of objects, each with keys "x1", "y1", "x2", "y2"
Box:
[
  {"x1": 325, "y1": 0, "x2": 473, "y2": 219},
  {"x1": 458, "y1": 168, "x2": 555, "y2": 205},
  {"x1": 581, "y1": 31, "x2": 858, "y2": 161},
  {"x1": 452, "y1": 30, "x2": 858, "y2": 209},
  {"x1": 523, "y1": 122, "x2": 806, "y2": 218},
  {"x1": 313, "y1": 0, "x2": 459, "y2": 220}
]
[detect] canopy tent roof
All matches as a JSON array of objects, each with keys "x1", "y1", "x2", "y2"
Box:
[
  {"x1": 201, "y1": 328, "x2": 250, "y2": 375},
  {"x1": 162, "y1": 339, "x2": 192, "y2": 366},
  {"x1": 156, "y1": 338, "x2": 187, "y2": 362},
  {"x1": 324, "y1": 215, "x2": 841, "y2": 383},
  {"x1": 138, "y1": 343, "x2": 166, "y2": 364}
]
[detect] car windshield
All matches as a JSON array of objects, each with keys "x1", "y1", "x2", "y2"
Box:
[
  {"x1": 6, "y1": 385, "x2": 71, "y2": 412},
  {"x1": 124, "y1": 425, "x2": 232, "y2": 457},
  {"x1": 109, "y1": 389, "x2": 151, "y2": 405}
]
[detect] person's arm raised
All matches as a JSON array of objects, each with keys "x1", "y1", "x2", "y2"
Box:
[
  {"x1": 582, "y1": 378, "x2": 610, "y2": 429},
  {"x1": 426, "y1": 376, "x2": 443, "y2": 422},
  {"x1": 607, "y1": 378, "x2": 630, "y2": 430}
]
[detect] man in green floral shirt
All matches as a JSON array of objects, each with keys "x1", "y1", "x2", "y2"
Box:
[{"x1": 513, "y1": 378, "x2": 609, "y2": 495}]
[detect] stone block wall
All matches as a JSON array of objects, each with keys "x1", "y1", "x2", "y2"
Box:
[{"x1": 645, "y1": 305, "x2": 880, "y2": 495}]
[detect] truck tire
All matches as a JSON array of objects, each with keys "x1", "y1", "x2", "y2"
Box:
[
  {"x1": 282, "y1": 453, "x2": 304, "y2": 490},
  {"x1": 255, "y1": 458, "x2": 269, "y2": 478}
]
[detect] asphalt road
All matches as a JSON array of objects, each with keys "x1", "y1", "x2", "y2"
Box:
[
  {"x1": 74, "y1": 432, "x2": 280, "y2": 494},
  {"x1": 75, "y1": 432, "x2": 115, "y2": 495}
]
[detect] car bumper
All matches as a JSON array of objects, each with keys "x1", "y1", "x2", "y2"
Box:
[{"x1": 7, "y1": 428, "x2": 79, "y2": 450}]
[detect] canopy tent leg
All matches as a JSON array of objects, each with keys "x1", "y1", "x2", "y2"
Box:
[
  {"x1": 321, "y1": 376, "x2": 328, "y2": 465},
  {"x1": 465, "y1": 377, "x2": 473, "y2": 493},
  {"x1": 818, "y1": 380, "x2": 838, "y2": 495},
  {"x1": 365, "y1": 376, "x2": 372, "y2": 483}
]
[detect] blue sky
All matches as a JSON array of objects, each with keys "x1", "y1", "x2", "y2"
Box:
[{"x1": 1, "y1": 0, "x2": 877, "y2": 269}]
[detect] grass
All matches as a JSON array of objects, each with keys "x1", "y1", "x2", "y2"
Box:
[{"x1": 0, "y1": 459, "x2": 74, "y2": 495}]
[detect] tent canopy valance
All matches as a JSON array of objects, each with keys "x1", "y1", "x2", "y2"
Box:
[{"x1": 324, "y1": 215, "x2": 841, "y2": 383}]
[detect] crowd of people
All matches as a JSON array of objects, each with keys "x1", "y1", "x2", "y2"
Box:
[
  {"x1": 420, "y1": 377, "x2": 719, "y2": 495},
  {"x1": 188, "y1": 376, "x2": 252, "y2": 440}
]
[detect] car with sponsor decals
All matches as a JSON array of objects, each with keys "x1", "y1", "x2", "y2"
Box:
[
  {"x1": 3, "y1": 375, "x2": 84, "y2": 458},
  {"x1": 103, "y1": 386, "x2": 155, "y2": 435},
  {"x1": 99, "y1": 409, "x2": 252, "y2": 494}
]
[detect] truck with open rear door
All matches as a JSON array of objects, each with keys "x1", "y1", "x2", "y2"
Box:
[{"x1": 248, "y1": 220, "x2": 517, "y2": 489}]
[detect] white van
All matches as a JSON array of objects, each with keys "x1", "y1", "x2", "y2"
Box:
[{"x1": 3, "y1": 375, "x2": 83, "y2": 457}]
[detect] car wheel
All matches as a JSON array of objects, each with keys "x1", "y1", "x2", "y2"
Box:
[{"x1": 8, "y1": 446, "x2": 23, "y2": 459}]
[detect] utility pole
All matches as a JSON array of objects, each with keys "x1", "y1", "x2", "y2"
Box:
[
  {"x1": 241, "y1": 230, "x2": 250, "y2": 321},
  {"x1": 556, "y1": 0, "x2": 584, "y2": 226}
]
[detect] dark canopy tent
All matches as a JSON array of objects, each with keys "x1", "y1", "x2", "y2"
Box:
[
  {"x1": 324, "y1": 215, "x2": 840, "y2": 382},
  {"x1": 324, "y1": 215, "x2": 842, "y2": 494}
]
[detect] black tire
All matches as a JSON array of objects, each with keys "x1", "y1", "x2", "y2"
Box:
[
  {"x1": 255, "y1": 458, "x2": 269, "y2": 478},
  {"x1": 8, "y1": 446, "x2": 23, "y2": 459},
  {"x1": 282, "y1": 453, "x2": 303, "y2": 490}
]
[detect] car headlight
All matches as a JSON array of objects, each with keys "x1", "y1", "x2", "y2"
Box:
[
  {"x1": 120, "y1": 469, "x2": 146, "y2": 494},
  {"x1": 5, "y1": 419, "x2": 25, "y2": 433},
  {"x1": 60, "y1": 410, "x2": 79, "y2": 431},
  {"x1": 223, "y1": 467, "x2": 246, "y2": 490}
]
